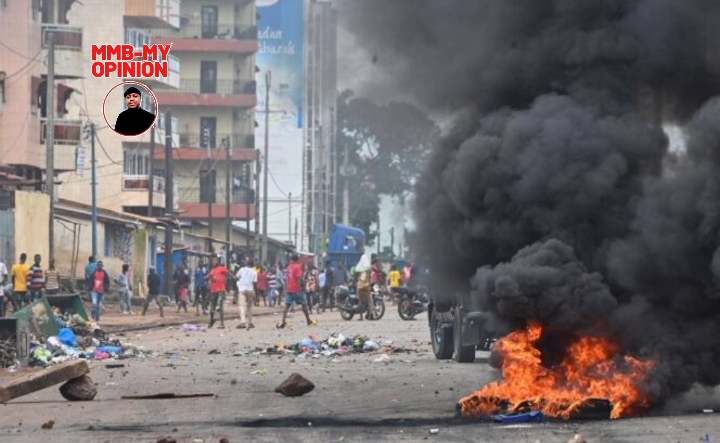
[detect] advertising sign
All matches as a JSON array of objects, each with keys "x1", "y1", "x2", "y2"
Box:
[{"x1": 256, "y1": 0, "x2": 305, "y2": 243}]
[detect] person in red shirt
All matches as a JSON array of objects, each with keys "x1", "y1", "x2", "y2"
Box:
[
  {"x1": 256, "y1": 266, "x2": 269, "y2": 307},
  {"x1": 206, "y1": 258, "x2": 229, "y2": 329},
  {"x1": 277, "y1": 254, "x2": 314, "y2": 329}
]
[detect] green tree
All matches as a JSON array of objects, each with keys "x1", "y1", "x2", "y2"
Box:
[{"x1": 336, "y1": 90, "x2": 440, "y2": 241}]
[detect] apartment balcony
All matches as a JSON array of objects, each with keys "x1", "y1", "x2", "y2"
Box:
[
  {"x1": 38, "y1": 118, "x2": 81, "y2": 171},
  {"x1": 178, "y1": 203, "x2": 256, "y2": 221},
  {"x1": 41, "y1": 24, "x2": 83, "y2": 79},
  {"x1": 125, "y1": 0, "x2": 180, "y2": 29},
  {"x1": 152, "y1": 24, "x2": 257, "y2": 54},
  {"x1": 155, "y1": 80, "x2": 256, "y2": 108},
  {"x1": 152, "y1": 132, "x2": 256, "y2": 161},
  {"x1": 121, "y1": 174, "x2": 166, "y2": 209}
]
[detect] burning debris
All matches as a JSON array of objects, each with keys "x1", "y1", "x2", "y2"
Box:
[
  {"x1": 340, "y1": 0, "x2": 720, "y2": 416},
  {"x1": 458, "y1": 322, "x2": 655, "y2": 419}
]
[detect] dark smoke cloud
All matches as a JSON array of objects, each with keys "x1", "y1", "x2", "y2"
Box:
[{"x1": 340, "y1": 0, "x2": 720, "y2": 404}]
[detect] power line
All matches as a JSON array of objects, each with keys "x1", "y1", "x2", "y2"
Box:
[
  {"x1": 0, "y1": 40, "x2": 42, "y2": 61},
  {"x1": 4, "y1": 49, "x2": 43, "y2": 80}
]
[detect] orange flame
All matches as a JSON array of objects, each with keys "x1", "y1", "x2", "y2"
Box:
[{"x1": 459, "y1": 322, "x2": 656, "y2": 419}]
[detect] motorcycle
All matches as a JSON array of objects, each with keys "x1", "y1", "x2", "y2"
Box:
[
  {"x1": 397, "y1": 286, "x2": 429, "y2": 321},
  {"x1": 335, "y1": 284, "x2": 386, "y2": 321}
]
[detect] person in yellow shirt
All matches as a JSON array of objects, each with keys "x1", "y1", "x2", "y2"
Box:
[
  {"x1": 387, "y1": 265, "x2": 405, "y2": 303},
  {"x1": 11, "y1": 253, "x2": 31, "y2": 311}
]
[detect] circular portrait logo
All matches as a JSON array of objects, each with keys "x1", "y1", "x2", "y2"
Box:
[{"x1": 102, "y1": 81, "x2": 158, "y2": 137}]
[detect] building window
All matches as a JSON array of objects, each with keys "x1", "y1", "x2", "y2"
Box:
[
  {"x1": 201, "y1": 5, "x2": 218, "y2": 38},
  {"x1": 200, "y1": 60, "x2": 217, "y2": 93},
  {"x1": 125, "y1": 28, "x2": 151, "y2": 50},
  {"x1": 104, "y1": 224, "x2": 132, "y2": 260},
  {"x1": 123, "y1": 147, "x2": 149, "y2": 175},
  {"x1": 200, "y1": 116, "x2": 216, "y2": 149},
  {"x1": 200, "y1": 170, "x2": 216, "y2": 203}
]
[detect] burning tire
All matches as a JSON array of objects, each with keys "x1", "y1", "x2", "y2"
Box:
[
  {"x1": 453, "y1": 306, "x2": 476, "y2": 363},
  {"x1": 430, "y1": 308, "x2": 454, "y2": 359}
]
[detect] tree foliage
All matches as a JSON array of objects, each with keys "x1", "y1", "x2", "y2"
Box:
[{"x1": 336, "y1": 90, "x2": 440, "y2": 239}]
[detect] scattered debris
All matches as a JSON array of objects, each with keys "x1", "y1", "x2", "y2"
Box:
[
  {"x1": 373, "y1": 354, "x2": 391, "y2": 363},
  {"x1": 41, "y1": 420, "x2": 55, "y2": 430},
  {"x1": 493, "y1": 411, "x2": 544, "y2": 424},
  {"x1": 208, "y1": 349, "x2": 221, "y2": 355},
  {"x1": 429, "y1": 428, "x2": 439, "y2": 435},
  {"x1": 275, "y1": 373, "x2": 315, "y2": 397},
  {"x1": 59, "y1": 375, "x2": 97, "y2": 401},
  {"x1": 251, "y1": 369, "x2": 268, "y2": 376},
  {"x1": 182, "y1": 324, "x2": 203, "y2": 332},
  {"x1": 219, "y1": 438, "x2": 230, "y2": 443},
  {"x1": 0, "y1": 360, "x2": 90, "y2": 402},
  {"x1": 0, "y1": 337, "x2": 18, "y2": 368},
  {"x1": 567, "y1": 434, "x2": 587, "y2": 443},
  {"x1": 238, "y1": 333, "x2": 417, "y2": 359},
  {"x1": 121, "y1": 392, "x2": 215, "y2": 400},
  {"x1": 105, "y1": 364, "x2": 125, "y2": 369},
  {"x1": 156, "y1": 438, "x2": 177, "y2": 443}
]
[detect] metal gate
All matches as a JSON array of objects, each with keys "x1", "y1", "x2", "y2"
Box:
[{"x1": 0, "y1": 210, "x2": 15, "y2": 266}]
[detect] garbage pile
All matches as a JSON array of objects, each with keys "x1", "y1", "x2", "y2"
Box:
[
  {"x1": 0, "y1": 337, "x2": 16, "y2": 368},
  {"x1": 245, "y1": 333, "x2": 416, "y2": 359},
  {"x1": 26, "y1": 307, "x2": 151, "y2": 367}
]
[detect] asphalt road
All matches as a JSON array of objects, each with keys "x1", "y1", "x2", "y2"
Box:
[{"x1": 1, "y1": 304, "x2": 719, "y2": 442}]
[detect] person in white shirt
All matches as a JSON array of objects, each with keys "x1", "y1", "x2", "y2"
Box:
[
  {"x1": 235, "y1": 258, "x2": 258, "y2": 329},
  {"x1": 0, "y1": 260, "x2": 7, "y2": 317}
]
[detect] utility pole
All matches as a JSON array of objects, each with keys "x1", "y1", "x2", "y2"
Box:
[
  {"x1": 376, "y1": 217, "x2": 381, "y2": 255},
  {"x1": 147, "y1": 125, "x2": 155, "y2": 217},
  {"x1": 261, "y1": 70, "x2": 271, "y2": 264},
  {"x1": 254, "y1": 149, "x2": 260, "y2": 258},
  {"x1": 90, "y1": 123, "x2": 97, "y2": 259},
  {"x1": 288, "y1": 192, "x2": 292, "y2": 244},
  {"x1": 163, "y1": 113, "x2": 174, "y2": 297},
  {"x1": 206, "y1": 137, "x2": 213, "y2": 252},
  {"x1": 294, "y1": 218, "x2": 298, "y2": 250},
  {"x1": 45, "y1": 30, "x2": 55, "y2": 262},
  {"x1": 224, "y1": 136, "x2": 231, "y2": 266},
  {"x1": 245, "y1": 162, "x2": 251, "y2": 252},
  {"x1": 342, "y1": 142, "x2": 349, "y2": 225},
  {"x1": 390, "y1": 227, "x2": 395, "y2": 257}
]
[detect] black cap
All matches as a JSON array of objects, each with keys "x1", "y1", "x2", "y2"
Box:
[{"x1": 124, "y1": 86, "x2": 141, "y2": 97}]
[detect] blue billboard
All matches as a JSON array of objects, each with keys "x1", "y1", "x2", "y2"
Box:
[
  {"x1": 257, "y1": 0, "x2": 304, "y2": 128},
  {"x1": 256, "y1": 0, "x2": 305, "y2": 242}
]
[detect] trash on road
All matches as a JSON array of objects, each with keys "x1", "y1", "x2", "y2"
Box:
[
  {"x1": 373, "y1": 354, "x2": 391, "y2": 363},
  {"x1": 429, "y1": 428, "x2": 439, "y2": 435},
  {"x1": 156, "y1": 438, "x2": 177, "y2": 443},
  {"x1": 493, "y1": 411, "x2": 544, "y2": 424},
  {"x1": 41, "y1": 420, "x2": 55, "y2": 430},
  {"x1": 239, "y1": 333, "x2": 417, "y2": 360},
  {"x1": 182, "y1": 324, "x2": 203, "y2": 332},
  {"x1": 275, "y1": 373, "x2": 315, "y2": 397},
  {"x1": 567, "y1": 434, "x2": 587, "y2": 443}
]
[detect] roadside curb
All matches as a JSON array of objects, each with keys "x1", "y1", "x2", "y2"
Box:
[{"x1": 104, "y1": 309, "x2": 283, "y2": 334}]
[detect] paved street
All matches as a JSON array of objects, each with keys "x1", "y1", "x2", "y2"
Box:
[{"x1": 2, "y1": 307, "x2": 720, "y2": 442}]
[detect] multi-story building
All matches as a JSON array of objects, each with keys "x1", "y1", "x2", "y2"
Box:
[
  {"x1": 150, "y1": 0, "x2": 258, "y2": 246},
  {"x1": 0, "y1": 0, "x2": 84, "y2": 187}
]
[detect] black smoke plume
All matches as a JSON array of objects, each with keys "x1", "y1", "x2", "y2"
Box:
[{"x1": 339, "y1": 0, "x2": 720, "y2": 404}]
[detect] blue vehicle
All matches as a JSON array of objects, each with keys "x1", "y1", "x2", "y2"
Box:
[{"x1": 326, "y1": 224, "x2": 365, "y2": 269}]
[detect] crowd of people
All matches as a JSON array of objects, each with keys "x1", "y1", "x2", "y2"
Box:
[
  {"x1": 0, "y1": 250, "x2": 420, "y2": 328},
  {"x1": 0, "y1": 252, "x2": 61, "y2": 318}
]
